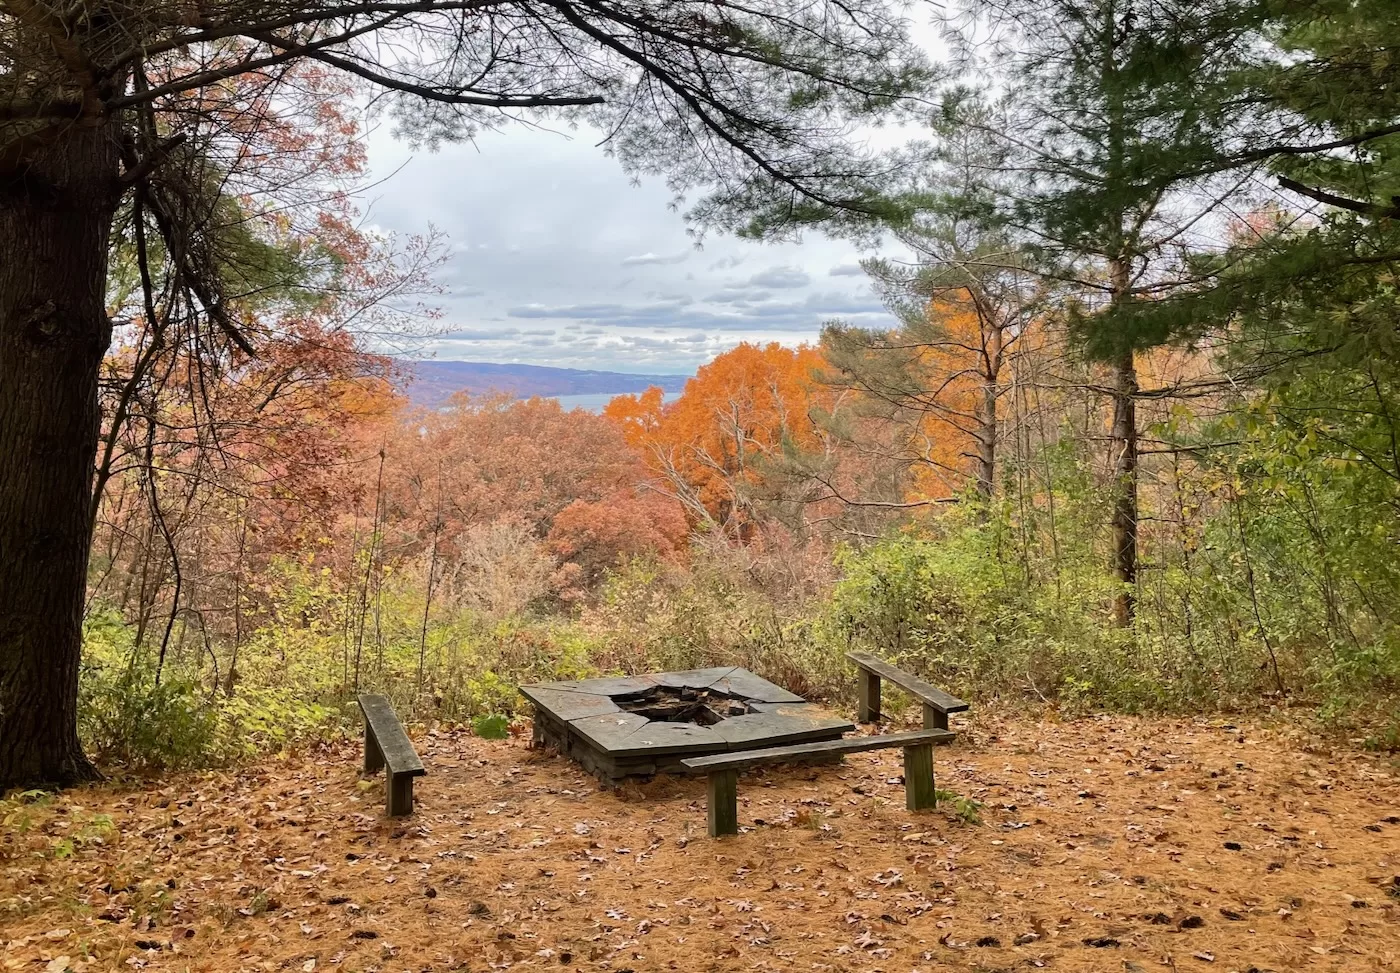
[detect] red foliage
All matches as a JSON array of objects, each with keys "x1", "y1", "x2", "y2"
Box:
[{"x1": 547, "y1": 488, "x2": 690, "y2": 594}]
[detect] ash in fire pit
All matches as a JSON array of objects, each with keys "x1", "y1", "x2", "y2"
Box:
[
  {"x1": 616, "y1": 686, "x2": 754, "y2": 726},
  {"x1": 520, "y1": 667, "x2": 855, "y2": 784}
]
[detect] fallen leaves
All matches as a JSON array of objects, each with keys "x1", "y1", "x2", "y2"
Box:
[{"x1": 2, "y1": 716, "x2": 1398, "y2": 973}]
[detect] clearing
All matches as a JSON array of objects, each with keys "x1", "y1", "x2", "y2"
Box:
[{"x1": 3, "y1": 714, "x2": 1398, "y2": 972}]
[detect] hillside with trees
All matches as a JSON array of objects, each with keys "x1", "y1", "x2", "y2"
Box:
[
  {"x1": 0, "y1": 0, "x2": 1396, "y2": 782},
  {"x1": 3, "y1": 1, "x2": 1400, "y2": 970}
]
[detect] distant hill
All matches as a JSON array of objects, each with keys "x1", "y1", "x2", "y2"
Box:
[{"x1": 397, "y1": 360, "x2": 691, "y2": 409}]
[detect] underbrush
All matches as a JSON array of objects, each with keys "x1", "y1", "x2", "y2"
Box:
[
  {"x1": 825, "y1": 501, "x2": 1400, "y2": 730},
  {"x1": 80, "y1": 612, "x2": 339, "y2": 772},
  {"x1": 78, "y1": 504, "x2": 1400, "y2": 772}
]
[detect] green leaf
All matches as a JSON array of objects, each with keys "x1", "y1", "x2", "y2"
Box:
[{"x1": 472, "y1": 714, "x2": 510, "y2": 741}]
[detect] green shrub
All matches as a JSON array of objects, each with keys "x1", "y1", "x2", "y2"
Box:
[
  {"x1": 472, "y1": 714, "x2": 510, "y2": 740},
  {"x1": 79, "y1": 611, "x2": 340, "y2": 771},
  {"x1": 80, "y1": 613, "x2": 222, "y2": 771}
]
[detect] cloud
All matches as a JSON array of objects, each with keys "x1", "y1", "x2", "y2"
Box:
[
  {"x1": 508, "y1": 300, "x2": 693, "y2": 323},
  {"x1": 360, "y1": 122, "x2": 910, "y2": 371},
  {"x1": 746, "y1": 266, "x2": 810, "y2": 289},
  {"x1": 828, "y1": 263, "x2": 865, "y2": 277},
  {"x1": 704, "y1": 288, "x2": 772, "y2": 305},
  {"x1": 621, "y1": 251, "x2": 689, "y2": 266},
  {"x1": 500, "y1": 292, "x2": 889, "y2": 333},
  {"x1": 439, "y1": 327, "x2": 525, "y2": 341}
]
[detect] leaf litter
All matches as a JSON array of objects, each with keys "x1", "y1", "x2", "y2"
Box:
[{"x1": 2, "y1": 713, "x2": 1398, "y2": 971}]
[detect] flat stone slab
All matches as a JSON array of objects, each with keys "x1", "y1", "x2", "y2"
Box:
[
  {"x1": 649, "y1": 667, "x2": 741, "y2": 691},
  {"x1": 708, "y1": 670, "x2": 805, "y2": 703},
  {"x1": 520, "y1": 667, "x2": 853, "y2": 780},
  {"x1": 614, "y1": 720, "x2": 727, "y2": 757},
  {"x1": 543, "y1": 675, "x2": 659, "y2": 696},
  {"x1": 518, "y1": 685, "x2": 621, "y2": 721},
  {"x1": 568, "y1": 712, "x2": 652, "y2": 751},
  {"x1": 711, "y1": 710, "x2": 854, "y2": 747}
]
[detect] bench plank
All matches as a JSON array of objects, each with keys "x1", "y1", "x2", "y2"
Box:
[
  {"x1": 358, "y1": 694, "x2": 426, "y2": 817},
  {"x1": 683, "y1": 730, "x2": 954, "y2": 836},
  {"x1": 846, "y1": 651, "x2": 969, "y2": 717},
  {"x1": 358, "y1": 694, "x2": 426, "y2": 777},
  {"x1": 680, "y1": 728, "x2": 953, "y2": 773}
]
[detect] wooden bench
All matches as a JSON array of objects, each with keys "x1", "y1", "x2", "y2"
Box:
[
  {"x1": 847, "y1": 651, "x2": 969, "y2": 730},
  {"x1": 358, "y1": 693, "x2": 426, "y2": 816},
  {"x1": 681, "y1": 728, "x2": 954, "y2": 837}
]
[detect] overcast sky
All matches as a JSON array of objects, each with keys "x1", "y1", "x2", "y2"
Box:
[{"x1": 360, "y1": 118, "x2": 906, "y2": 375}]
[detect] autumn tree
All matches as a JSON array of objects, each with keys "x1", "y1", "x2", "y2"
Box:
[
  {"x1": 824, "y1": 291, "x2": 1023, "y2": 504},
  {"x1": 823, "y1": 115, "x2": 1041, "y2": 504},
  {"x1": 84, "y1": 57, "x2": 441, "y2": 705},
  {"x1": 398, "y1": 394, "x2": 673, "y2": 541},
  {"x1": 369, "y1": 395, "x2": 687, "y2": 611},
  {"x1": 0, "y1": 0, "x2": 932, "y2": 787},
  {"x1": 607, "y1": 342, "x2": 830, "y2": 538}
]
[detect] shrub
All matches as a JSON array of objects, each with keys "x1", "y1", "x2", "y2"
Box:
[{"x1": 79, "y1": 613, "x2": 222, "y2": 771}]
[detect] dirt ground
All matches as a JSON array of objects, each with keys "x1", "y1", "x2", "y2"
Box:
[{"x1": 4, "y1": 713, "x2": 1399, "y2": 973}]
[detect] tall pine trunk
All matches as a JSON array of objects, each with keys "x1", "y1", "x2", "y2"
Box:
[
  {"x1": 0, "y1": 123, "x2": 121, "y2": 789},
  {"x1": 1108, "y1": 345, "x2": 1138, "y2": 627},
  {"x1": 972, "y1": 320, "x2": 1003, "y2": 503}
]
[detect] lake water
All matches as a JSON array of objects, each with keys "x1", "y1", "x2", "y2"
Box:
[
  {"x1": 553, "y1": 393, "x2": 624, "y2": 412},
  {"x1": 554, "y1": 392, "x2": 671, "y2": 412}
]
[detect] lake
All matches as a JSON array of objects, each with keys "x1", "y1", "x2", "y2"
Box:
[{"x1": 553, "y1": 392, "x2": 667, "y2": 412}]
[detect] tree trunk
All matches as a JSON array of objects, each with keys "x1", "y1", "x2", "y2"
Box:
[
  {"x1": 1109, "y1": 347, "x2": 1138, "y2": 627},
  {"x1": 973, "y1": 322, "x2": 1003, "y2": 503},
  {"x1": 0, "y1": 123, "x2": 121, "y2": 789}
]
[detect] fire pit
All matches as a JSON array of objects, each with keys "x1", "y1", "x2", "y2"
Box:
[{"x1": 520, "y1": 667, "x2": 854, "y2": 784}]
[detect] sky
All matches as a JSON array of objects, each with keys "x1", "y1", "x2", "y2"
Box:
[{"x1": 359, "y1": 108, "x2": 908, "y2": 376}]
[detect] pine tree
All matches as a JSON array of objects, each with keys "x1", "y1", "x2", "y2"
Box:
[
  {"x1": 822, "y1": 108, "x2": 1039, "y2": 506},
  {"x1": 939, "y1": 0, "x2": 1265, "y2": 625}
]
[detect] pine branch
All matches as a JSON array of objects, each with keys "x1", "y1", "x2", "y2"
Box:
[{"x1": 1277, "y1": 176, "x2": 1400, "y2": 220}]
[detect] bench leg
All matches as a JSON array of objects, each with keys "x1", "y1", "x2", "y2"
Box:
[
  {"x1": 707, "y1": 769, "x2": 740, "y2": 837},
  {"x1": 364, "y1": 724, "x2": 385, "y2": 775},
  {"x1": 921, "y1": 703, "x2": 949, "y2": 732},
  {"x1": 904, "y1": 743, "x2": 936, "y2": 812},
  {"x1": 388, "y1": 772, "x2": 415, "y2": 816},
  {"x1": 857, "y1": 670, "x2": 881, "y2": 723}
]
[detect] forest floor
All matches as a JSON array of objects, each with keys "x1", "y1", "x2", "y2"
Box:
[{"x1": 4, "y1": 713, "x2": 1399, "y2": 973}]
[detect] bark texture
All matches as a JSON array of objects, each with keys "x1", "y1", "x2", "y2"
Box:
[
  {"x1": 1109, "y1": 348, "x2": 1139, "y2": 627},
  {"x1": 972, "y1": 320, "x2": 1004, "y2": 502},
  {"x1": 0, "y1": 122, "x2": 120, "y2": 789}
]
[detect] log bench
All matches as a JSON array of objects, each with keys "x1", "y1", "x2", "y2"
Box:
[
  {"x1": 681, "y1": 728, "x2": 954, "y2": 837},
  {"x1": 847, "y1": 650, "x2": 969, "y2": 730},
  {"x1": 358, "y1": 693, "x2": 426, "y2": 816}
]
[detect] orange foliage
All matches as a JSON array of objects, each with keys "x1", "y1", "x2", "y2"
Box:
[
  {"x1": 547, "y1": 489, "x2": 690, "y2": 595},
  {"x1": 606, "y1": 342, "x2": 828, "y2": 533},
  {"x1": 906, "y1": 294, "x2": 989, "y2": 498}
]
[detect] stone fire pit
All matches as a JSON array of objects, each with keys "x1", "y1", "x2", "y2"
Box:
[{"x1": 520, "y1": 667, "x2": 854, "y2": 784}]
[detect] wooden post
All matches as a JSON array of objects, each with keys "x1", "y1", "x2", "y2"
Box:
[
  {"x1": 921, "y1": 703, "x2": 949, "y2": 732},
  {"x1": 388, "y1": 772, "x2": 415, "y2": 816},
  {"x1": 857, "y1": 669, "x2": 881, "y2": 724},
  {"x1": 364, "y1": 722, "x2": 385, "y2": 774},
  {"x1": 707, "y1": 769, "x2": 740, "y2": 837},
  {"x1": 903, "y1": 743, "x2": 936, "y2": 812}
]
